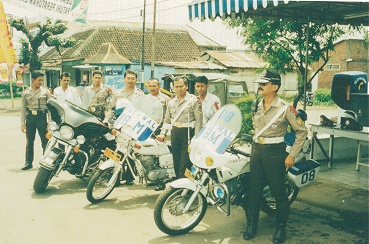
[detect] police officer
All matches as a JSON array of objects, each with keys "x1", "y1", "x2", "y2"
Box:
[
  {"x1": 194, "y1": 75, "x2": 221, "y2": 125},
  {"x1": 104, "y1": 69, "x2": 144, "y2": 186},
  {"x1": 82, "y1": 70, "x2": 112, "y2": 120},
  {"x1": 243, "y1": 69, "x2": 307, "y2": 243},
  {"x1": 157, "y1": 76, "x2": 202, "y2": 179},
  {"x1": 20, "y1": 70, "x2": 51, "y2": 170}
]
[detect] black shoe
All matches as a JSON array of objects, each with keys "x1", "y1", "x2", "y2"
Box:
[
  {"x1": 155, "y1": 184, "x2": 165, "y2": 191},
  {"x1": 243, "y1": 222, "x2": 257, "y2": 240},
  {"x1": 22, "y1": 163, "x2": 33, "y2": 170},
  {"x1": 273, "y1": 224, "x2": 286, "y2": 243},
  {"x1": 125, "y1": 181, "x2": 134, "y2": 186}
]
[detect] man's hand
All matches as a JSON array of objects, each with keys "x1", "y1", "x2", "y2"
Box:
[
  {"x1": 285, "y1": 155, "x2": 295, "y2": 168},
  {"x1": 21, "y1": 125, "x2": 26, "y2": 133},
  {"x1": 156, "y1": 134, "x2": 166, "y2": 142}
]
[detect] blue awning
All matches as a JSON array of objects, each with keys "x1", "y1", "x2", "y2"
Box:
[{"x1": 188, "y1": 0, "x2": 369, "y2": 25}]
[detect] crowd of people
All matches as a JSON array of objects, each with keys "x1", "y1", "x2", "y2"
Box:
[{"x1": 19, "y1": 68, "x2": 306, "y2": 243}]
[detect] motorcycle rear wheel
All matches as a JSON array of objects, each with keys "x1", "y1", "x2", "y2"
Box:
[
  {"x1": 33, "y1": 167, "x2": 54, "y2": 193},
  {"x1": 260, "y1": 178, "x2": 299, "y2": 215},
  {"x1": 154, "y1": 186, "x2": 207, "y2": 236},
  {"x1": 86, "y1": 167, "x2": 117, "y2": 203}
]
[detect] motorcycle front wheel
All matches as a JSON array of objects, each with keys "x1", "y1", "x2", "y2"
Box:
[
  {"x1": 153, "y1": 186, "x2": 208, "y2": 236},
  {"x1": 260, "y1": 178, "x2": 299, "y2": 215},
  {"x1": 33, "y1": 167, "x2": 54, "y2": 193},
  {"x1": 86, "y1": 167, "x2": 118, "y2": 203}
]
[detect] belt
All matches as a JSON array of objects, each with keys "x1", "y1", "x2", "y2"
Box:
[
  {"x1": 254, "y1": 136, "x2": 284, "y2": 144},
  {"x1": 172, "y1": 121, "x2": 195, "y2": 128},
  {"x1": 28, "y1": 109, "x2": 47, "y2": 115}
]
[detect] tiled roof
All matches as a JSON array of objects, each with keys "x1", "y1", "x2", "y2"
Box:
[
  {"x1": 41, "y1": 26, "x2": 201, "y2": 63},
  {"x1": 84, "y1": 43, "x2": 131, "y2": 64}
]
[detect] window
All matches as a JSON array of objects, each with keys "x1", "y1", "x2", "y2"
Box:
[{"x1": 325, "y1": 64, "x2": 340, "y2": 71}]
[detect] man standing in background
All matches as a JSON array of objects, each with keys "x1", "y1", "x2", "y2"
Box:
[{"x1": 53, "y1": 72, "x2": 82, "y2": 106}]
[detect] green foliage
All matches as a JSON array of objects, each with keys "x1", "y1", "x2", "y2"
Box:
[
  {"x1": 0, "y1": 82, "x2": 23, "y2": 98},
  {"x1": 313, "y1": 88, "x2": 336, "y2": 106},
  {"x1": 233, "y1": 94, "x2": 255, "y2": 135},
  {"x1": 9, "y1": 17, "x2": 76, "y2": 72}
]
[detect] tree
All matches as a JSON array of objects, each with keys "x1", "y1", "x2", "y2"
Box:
[
  {"x1": 226, "y1": 18, "x2": 352, "y2": 108},
  {"x1": 9, "y1": 17, "x2": 76, "y2": 72}
]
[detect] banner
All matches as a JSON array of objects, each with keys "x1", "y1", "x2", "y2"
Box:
[{"x1": 2, "y1": 0, "x2": 89, "y2": 23}]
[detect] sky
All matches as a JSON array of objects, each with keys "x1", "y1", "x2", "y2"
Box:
[{"x1": 2, "y1": 0, "x2": 245, "y2": 50}]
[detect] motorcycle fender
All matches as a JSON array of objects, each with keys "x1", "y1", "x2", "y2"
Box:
[
  {"x1": 98, "y1": 159, "x2": 118, "y2": 170},
  {"x1": 39, "y1": 147, "x2": 63, "y2": 170},
  {"x1": 170, "y1": 178, "x2": 208, "y2": 197}
]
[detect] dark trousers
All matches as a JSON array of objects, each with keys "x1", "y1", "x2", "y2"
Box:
[
  {"x1": 171, "y1": 127, "x2": 194, "y2": 178},
  {"x1": 25, "y1": 113, "x2": 48, "y2": 164},
  {"x1": 248, "y1": 142, "x2": 289, "y2": 224}
]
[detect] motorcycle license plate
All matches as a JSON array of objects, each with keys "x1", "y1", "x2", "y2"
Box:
[
  {"x1": 184, "y1": 168, "x2": 194, "y2": 182},
  {"x1": 104, "y1": 147, "x2": 121, "y2": 162}
]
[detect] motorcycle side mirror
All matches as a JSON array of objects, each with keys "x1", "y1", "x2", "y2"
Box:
[{"x1": 241, "y1": 134, "x2": 253, "y2": 143}]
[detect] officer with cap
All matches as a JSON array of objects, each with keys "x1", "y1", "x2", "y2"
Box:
[
  {"x1": 20, "y1": 70, "x2": 51, "y2": 170},
  {"x1": 243, "y1": 69, "x2": 308, "y2": 243}
]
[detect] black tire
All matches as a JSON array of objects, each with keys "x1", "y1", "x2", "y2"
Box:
[
  {"x1": 33, "y1": 167, "x2": 54, "y2": 193},
  {"x1": 260, "y1": 178, "x2": 299, "y2": 215},
  {"x1": 86, "y1": 167, "x2": 117, "y2": 203},
  {"x1": 153, "y1": 186, "x2": 207, "y2": 236}
]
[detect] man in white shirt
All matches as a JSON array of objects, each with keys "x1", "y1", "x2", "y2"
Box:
[
  {"x1": 194, "y1": 75, "x2": 221, "y2": 126},
  {"x1": 53, "y1": 72, "x2": 82, "y2": 106}
]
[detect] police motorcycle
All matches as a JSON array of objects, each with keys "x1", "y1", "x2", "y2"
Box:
[
  {"x1": 153, "y1": 104, "x2": 319, "y2": 236},
  {"x1": 86, "y1": 95, "x2": 176, "y2": 203},
  {"x1": 33, "y1": 97, "x2": 116, "y2": 193}
]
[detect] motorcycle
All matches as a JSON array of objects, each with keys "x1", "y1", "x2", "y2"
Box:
[
  {"x1": 153, "y1": 104, "x2": 320, "y2": 236},
  {"x1": 33, "y1": 97, "x2": 116, "y2": 193},
  {"x1": 86, "y1": 95, "x2": 175, "y2": 203},
  {"x1": 299, "y1": 91, "x2": 314, "y2": 106}
]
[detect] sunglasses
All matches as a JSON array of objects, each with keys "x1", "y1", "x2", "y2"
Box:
[{"x1": 258, "y1": 82, "x2": 271, "y2": 86}]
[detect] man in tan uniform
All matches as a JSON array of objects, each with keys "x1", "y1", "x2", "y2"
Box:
[
  {"x1": 243, "y1": 69, "x2": 307, "y2": 243},
  {"x1": 157, "y1": 76, "x2": 202, "y2": 179},
  {"x1": 82, "y1": 70, "x2": 112, "y2": 120},
  {"x1": 20, "y1": 70, "x2": 51, "y2": 170}
]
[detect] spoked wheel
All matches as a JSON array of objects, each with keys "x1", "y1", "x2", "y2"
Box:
[
  {"x1": 260, "y1": 178, "x2": 299, "y2": 215},
  {"x1": 153, "y1": 186, "x2": 208, "y2": 236},
  {"x1": 86, "y1": 167, "x2": 118, "y2": 203}
]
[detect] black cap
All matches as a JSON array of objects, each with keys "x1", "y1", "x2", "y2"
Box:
[{"x1": 256, "y1": 69, "x2": 281, "y2": 84}]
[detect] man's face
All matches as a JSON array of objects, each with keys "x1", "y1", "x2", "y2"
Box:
[
  {"x1": 173, "y1": 79, "x2": 187, "y2": 97},
  {"x1": 32, "y1": 76, "x2": 44, "y2": 89},
  {"x1": 194, "y1": 82, "x2": 208, "y2": 97},
  {"x1": 148, "y1": 80, "x2": 160, "y2": 96},
  {"x1": 124, "y1": 73, "x2": 137, "y2": 89},
  {"x1": 257, "y1": 81, "x2": 277, "y2": 96},
  {"x1": 60, "y1": 76, "x2": 70, "y2": 88},
  {"x1": 92, "y1": 74, "x2": 103, "y2": 86}
]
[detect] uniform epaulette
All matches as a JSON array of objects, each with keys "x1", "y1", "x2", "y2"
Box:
[
  {"x1": 289, "y1": 105, "x2": 298, "y2": 115},
  {"x1": 136, "y1": 88, "x2": 144, "y2": 94}
]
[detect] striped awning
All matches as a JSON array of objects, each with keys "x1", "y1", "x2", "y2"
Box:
[{"x1": 188, "y1": 0, "x2": 369, "y2": 25}]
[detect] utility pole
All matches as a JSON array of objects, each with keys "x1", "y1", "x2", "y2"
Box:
[
  {"x1": 140, "y1": 0, "x2": 146, "y2": 90},
  {"x1": 150, "y1": 0, "x2": 157, "y2": 78}
]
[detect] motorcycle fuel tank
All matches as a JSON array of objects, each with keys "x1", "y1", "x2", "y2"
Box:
[
  {"x1": 216, "y1": 152, "x2": 250, "y2": 183},
  {"x1": 134, "y1": 138, "x2": 171, "y2": 156}
]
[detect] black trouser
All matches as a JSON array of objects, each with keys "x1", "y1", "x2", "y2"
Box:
[
  {"x1": 171, "y1": 127, "x2": 194, "y2": 178},
  {"x1": 25, "y1": 112, "x2": 48, "y2": 164},
  {"x1": 248, "y1": 142, "x2": 289, "y2": 224}
]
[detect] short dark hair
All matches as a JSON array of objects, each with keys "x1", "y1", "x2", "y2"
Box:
[
  {"x1": 31, "y1": 70, "x2": 45, "y2": 80},
  {"x1": 148, "y1": 78, "x2": 160, "y2": 85},
  {"x1": 124, "y1": 69, "x2": 138, "y2": 79},
  {"x1": 195, "y1": 75, "x2": 208, "y2": 85},
  {"x1": 92, "y1": 70, "x2": 103, "y2": 77},
  {"x1": 174, "y1": 75, "x2": 188, "y2": 85},
  {"x1": 60, "y1": 72, "x2": 71, "y2": 79}
]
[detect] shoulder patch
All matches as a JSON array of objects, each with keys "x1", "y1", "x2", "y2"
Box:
[{"x1": 289, "y1": 105, "x2": 298, "y2": 114}]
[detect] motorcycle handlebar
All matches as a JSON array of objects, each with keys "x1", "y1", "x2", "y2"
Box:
[{"x1": 229, "y1": 147, "x2": 251, "y2": 157}]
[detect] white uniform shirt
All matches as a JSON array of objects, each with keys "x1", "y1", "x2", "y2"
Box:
[
  {"x1": 199, "y1": 92, "x2": 221, "y2": 125},
  {"x1": 53, "y1": 86, "x2": 82, "y2": 106}
]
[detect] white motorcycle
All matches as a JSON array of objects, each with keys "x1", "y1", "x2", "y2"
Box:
[
  {"x1": 86, "y1": 96, "x2": 175, "y2": 203},
  {"x1": 153, "y1": 104, "x2": 320, "y2": 236}
]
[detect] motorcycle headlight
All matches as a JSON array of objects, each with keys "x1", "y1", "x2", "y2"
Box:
[
  {"x1": 48, "y1": 121, "x2": 58, "y2": 131},
  {"x1": 60, "y1": 125, "x2": 74, "y2": 140},
  {"x1": 76, "y1": 135, "x2": 85, "y2": 145},
  {"x1": 116, "y1": 131, "x2": 130, "y2": 146}
]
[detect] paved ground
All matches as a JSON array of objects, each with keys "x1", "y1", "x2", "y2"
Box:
[{"x1": 0, "y1": 99, "x2": 368, "y2": 244}]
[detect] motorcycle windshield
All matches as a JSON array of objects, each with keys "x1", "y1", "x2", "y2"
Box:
[
  {"x1": 114, "y1": 95, "x2": 163, "y2": 141},
  {"x1": 194, "y1": 104, "x2": 242, "y2": 154}
]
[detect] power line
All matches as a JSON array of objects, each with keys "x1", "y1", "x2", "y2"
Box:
[{"x1": 89, "y1": 0, "x2": 172, "y2": 15}]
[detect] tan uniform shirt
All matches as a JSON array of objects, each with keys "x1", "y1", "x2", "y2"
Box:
[
  {"x1": 82, "y1": 84, "x2": 112, "y2": 110},
  {"x1": 163, "y1": 92, "x2": 202, "y2": 135},
  {"x1": 20, "y1": 86, "x2": 51, "y2": 126},
  {"x1": 253, "y1": 96, "x2": 308, "y2": 157}
]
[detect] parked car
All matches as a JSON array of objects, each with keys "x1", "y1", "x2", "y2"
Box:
[{"x1": 161, "y1": 73, "x2": 248, "y2": 104}]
